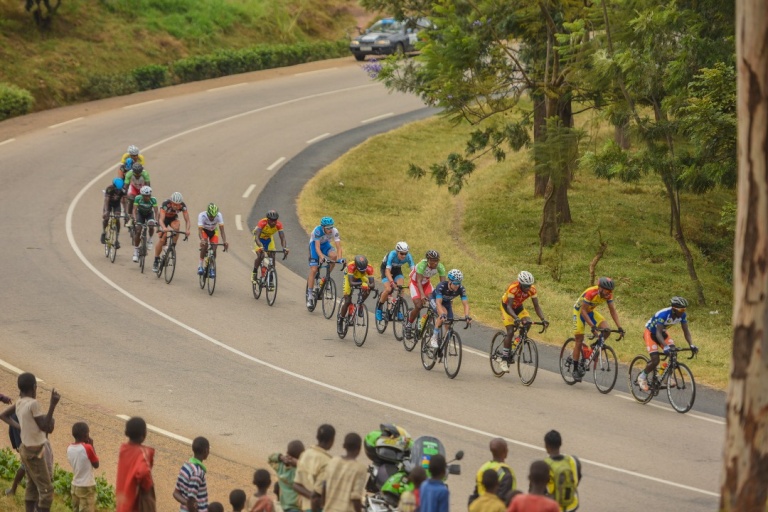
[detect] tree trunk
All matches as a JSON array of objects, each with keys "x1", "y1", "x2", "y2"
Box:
[
  {"x1": 556, "y1": 96, "x2": 573, "y2": 224},
  {"x1": 533, "y1": 92, "x2": 548, "y2": 197},
  {"x1": 539, "y1": 179, "x2": 559, "y2": 250},
  {"x1": 664, "y1": 180, "x2": 706, "y2": 305},
  {"x1": 720, "y1": 0, "x2": 768, "y2": 508},
  {"x1": 614, "y1": 118, "x2": 630, "y2": 149}
]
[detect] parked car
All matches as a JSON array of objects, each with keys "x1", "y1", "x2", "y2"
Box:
[{"x1": 349, "y1": 17, "x2": 431, "y2": 61}]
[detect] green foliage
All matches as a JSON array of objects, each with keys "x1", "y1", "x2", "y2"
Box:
[
  {"x1": 81, "y1": 73, "x2": 139, "y2": 101},
  {"x1": 52, "y1": 465, "x2": 74, "y2": 508},
  {"x1": 0, "y1": 448, "x2": 21, "y2": 481},
  {"x1": 133, "y1": 64, "x2": 170, "y2": 91},
  {"x1": 0, "y1": 82, "x2": 35, "y2": 121}
]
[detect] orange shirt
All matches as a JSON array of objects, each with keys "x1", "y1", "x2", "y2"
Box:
[
  {"x1": 502, "y1": 281, "x2": 537, "y2": 309},
  {"x1": 573, "y1": 286, "x2": 613, "y2": 313}
]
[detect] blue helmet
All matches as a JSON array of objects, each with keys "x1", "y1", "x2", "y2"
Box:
[
  {"x1": 320, "y1": 216, "x2": 334, "y2": 227},
  {"x1": 113, "y1": 177, "x2": 124, "y2": 189}
]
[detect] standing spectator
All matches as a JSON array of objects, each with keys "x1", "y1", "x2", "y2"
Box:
[
  {"x1": 116, "y1": 417, "x2": 156, "y2": 512},
  {"x1": 507, "y1": 461, "x2": 559, "y2": 512},
  {"x1": 318, "y1": 433, "x2": 367, "y2": 512},
  {"x1": 543, "y1": 431, "x2": 581, "y2": 512},
  {"x1": 208, "y1": 503, "x2": 225, "y2": 512},
  {"x1": 244, "y1": 469, "x2": 274, "y2": 512},
  {"x1": 67, "y1": 422, "x2": 100, "y2": 512},
  {"x1": 4, "y1": 408, "x2": 25, "y2": 497},
  {"x1": 294, "y1": 424, "x2": 335, "y2": 512},
  {"x1": 269, "y1": 440, "x2": 305, "y2": 512},
  {"x1": 0, "y1": 372, "x2": 60, "y2": 512},
  {"x1": 229, "y1": 489, "x2": 246, "y2": 512},
  {"x1": 468, "y1": 438, "x2": 516, "y2": 506},
  {"x1": 418, "y1": 454, "x2": 449, "y2": 512},
  {"x1": 469, "y1": 470, "x2": 506, "y2": 512},
  {"x1": 398, "y1": 467, "x2": 427, "y2": 512},
  {"x1": 173, "y1": 436, "x2": 211, "y2": 512}
]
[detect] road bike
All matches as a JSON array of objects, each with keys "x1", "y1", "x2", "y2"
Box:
[
  {"x1": 559, "y1": 328, "x2": 624, "y2": 393},
  {"x1": 135, "y1": 220, "x2": 156, "y2": 274},
  {"x1": 420, "y1": 317, "x2": 470, "y2": 379},
  {"x1": 199, "y1": 243, "x2": 226, "y2": 296},
  {"x1": 252, "y1": 249, "x2": 287, "y2": 306},
  {"x1": 375, "y1": 284, "x2": 411, "y2": 344},
  {"x1": 306, "y1": 259, "x2": 344, "y2": 318},
  {"x1": 154, "y1": 229, "x2": 188, "y2": 284},
  {"x1": 337, "y1": 284, "x2": 371, "y2": 347},
  {"x1": 103, "y1": 212, "x2": 125, "y2": 263},
  {"x1": 628, "y1": 346, "x2": 698, "y2": 413},
  {"x1": 489, "y1": 321, "x2": 547, "y2": 386}
]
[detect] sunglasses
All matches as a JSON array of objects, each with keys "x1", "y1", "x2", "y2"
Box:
[
  {"x1": 323, "y1": 226, "x2": 334, "y2": 231},
  {"x1": 398, "y1": 252, "x2": 408, "y2": 256},
  {"x1": 672, "y1": 307, "x2": 686, "y2": 313}
]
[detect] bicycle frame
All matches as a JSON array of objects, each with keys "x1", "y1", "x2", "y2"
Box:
[{"x1": 652, "y1": 348, "x2": 696, "y2": 391}]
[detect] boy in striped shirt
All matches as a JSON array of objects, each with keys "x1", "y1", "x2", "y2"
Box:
[{"x1": 174, "y1": 437, "x2": 210, "y2": 512}]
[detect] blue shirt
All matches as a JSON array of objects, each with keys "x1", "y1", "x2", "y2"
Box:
[
  {"x1": 419, "y1": 479, "x2": 449, "y2": 512},
  {"x1": 432, "y1": 280, "x2": 467, "y2": 303},
  {"x1": 645, "y1": 307, "x2": 687, "y2": 331},
  {"x1": 383, "y1": 250, "x2": 415, "y2": 269}
]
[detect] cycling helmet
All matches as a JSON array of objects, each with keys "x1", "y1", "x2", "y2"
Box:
[
  {"x1": 320, "y1": 216, "x2": 334, "y2": 227},
  {"x1": 598, "y1": 276, "x2": 615, "y2": 290},
  {"x1": 395, "y1": 241, "x2": 409, "y2": 253},
  {"x1": 124, "y1": 157, "x2": 133, "y2": 169},
  {"x1": 170, "y1": 192, "x2": 183, "y2": 203},
  {"x1": 425, "y1": 249, "x2": 440, "y2": 259},
  {"x1": 131, "y1": 162, "x2": 144, "y2": 173},
  {"x1": 447, "y1": 269, "x2": 463, "y2": 284},
  {"x1": 140, "y1": 185, "x2": 152, "y2": 196},
  {"x1": 671, "y1": 296, "x2": 689, "y2": 309},
  {"x1": 266, "y1": 210, "x2": 279, "y2": 220},
  {"x1": 354, "y1": 255, "x2": 368, "y2": 271},
  {"x1": 518, "y1": 271, "x2": 534, "y2": 286},
  {"x1": 127, "y1": 145, "x2": 140, "y2": 156},
  {"x1": 112, "y1": 177, "x2": 124, "y2": 189},
  {"x1": 207, "y1": 203, "x2": 219, "y2": 217}
]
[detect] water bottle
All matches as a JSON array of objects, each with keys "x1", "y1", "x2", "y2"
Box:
[
  {"x1": 348, "y1": 303, "x2": 355, "y2": 317},
  {"x1": 419, "y1": 314, "x2": 427, "y2": 330},
  {"x1": 583, "y1": 344, "x2": 593, "y2": 360},
  {"x1": 657, "y1": 362, "x2": 668, "y2": 377}
]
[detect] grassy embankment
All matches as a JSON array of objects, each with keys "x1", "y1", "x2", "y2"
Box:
[{"x1": 298, "y1": 108, "x2": 735, "y2": 390}]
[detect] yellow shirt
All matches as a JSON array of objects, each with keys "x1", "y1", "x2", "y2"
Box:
[
  {"x1": 120, "y1": 153, "x2": 145, "y2": 166},
  {"x1": 469, "y1": 493, "x2": 507, "y2": 512},
  {"x1": 319, "y1": 457, "x2": 367, "y2": 512},
  {"x1": 294, "y1": 445, "x2": 331, "y2": 511}
]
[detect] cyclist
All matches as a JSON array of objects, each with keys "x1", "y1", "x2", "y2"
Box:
[
  {"x1": 121, "y1": 145, "x2": 145, "y2": 167},
  {"x1": 306, "y1": 216, "x2": 343, "y2": 308},
  {"x1": 198, "y1": 203, "x2": 229, "y2": 278},
  {"x1": 336, "y1": 255, "x2": 374, "y2": 335},
  {"x1": 153, "y1": 192, "x2": 190, "y2": 273},
  {"x1": 499, "y1": 271, "x2": 549, "y2": 373},
  {"x1": 252, "y1": 210, "x2": 289, "y2": 284},
  {"x1": 570, "y1": 277, "x2": 624, "y2": 382},
  {"x1": 636, "y1": 296, "x2": 698, "y2": 392},
  {"x1": 375, "y1": 241, "x2": 415, "y2": 322},
  {"x1": 427, "y1": 269, "x2": 471, "y2": 348},
  {"x1": 124, "y1": 162, "x2": 151, "y2": 226},
  {"x1": 101, "y1": 177, "x2": 127, "y2": 248},
  {"x1": 405, "y1": 250, "x2": 447, "y2": 339},
  {"x1": 131, "y1": 186, "x2": 158, "y2": 263}
]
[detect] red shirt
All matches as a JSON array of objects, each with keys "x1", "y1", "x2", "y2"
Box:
[
  {"x1": 507, "y1": 494, "x2": 560, "y2": 512},
  {"x1": 116, "y1": 443, "x2": 154, "y2": 512}
]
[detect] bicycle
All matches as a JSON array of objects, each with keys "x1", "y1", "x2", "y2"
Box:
[
  {"x1": 103, "y1": 212, "x2": 125, "y2": 263},
  {"x1": 135, "y1": 220, "x2": 156, "y2": 274},
  {"x1": 628, "y1": 346, "x2": 698, "y2": 413},
  {"x1": 306, "y1": 259, "x2": 344, "y2": 319},
  {"x1": 154, "y1": 230, "x2": 188, "y2": 284},
  {"x1": 375, "y1": 284, "x2": 411, "y2": 343},
  {"x1": 489, "y1": 321, "x2": 547, "y2": 386},
  {"x1": 559, "y1": 328, "x2": 624, "y2": 393},
  {"x1": 252, "y1": 250, "x2": 288, "y2": 306},
  {"x1": 199, "y1": 243, "x2": 226, "y2": 296},
  {"x1": 419, "y1": 317, "x2": 470, "y2": 379},
  {"x1": 337, "y1": 284, "x2": 371, "y2": 346}
]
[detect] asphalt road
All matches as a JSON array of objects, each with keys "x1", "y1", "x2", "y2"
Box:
[{"x1": 0, "y1": 59, "x2": 725, "y2": 511}]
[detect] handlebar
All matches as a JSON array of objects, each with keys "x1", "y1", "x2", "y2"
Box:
[
  {"x1": 587, "y1": 327, "x2": 624, "y2": 342},
  {"x1": 664, "y1": 346, "x2": 699, "y2": 360},
  {"x1": 444, "y1": 318, "x2": 472, "y2": 330},
  {"x1": 159, "y1": 230, "x2": 189, "y2": 241},
  {"x1": 519, "y1": 320, "x2": 549, "y2": 335},
  {"x1": 206, "y1": 242, "x2": 228, "y2": 252}
]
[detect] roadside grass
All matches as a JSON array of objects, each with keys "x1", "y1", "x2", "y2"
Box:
[{"x1": 298, "y1": 115, "x2": 735, "y2": 390}]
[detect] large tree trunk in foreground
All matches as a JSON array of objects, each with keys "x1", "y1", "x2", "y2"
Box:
[{"x1": 720, "y1": 0, "x2": 768, "y2": 508}]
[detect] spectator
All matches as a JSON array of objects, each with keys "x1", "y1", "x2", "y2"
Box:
[
  {"x1": 469, "y1": 470, "x2": 506, "y2": 512},
  {"x1": 244, "y1": 468, "x2": 274, "y2": 512},
  {"x1": 0, "y1": 372, "x2": 60, "y2": 512},
  {"x1": 399, "y1": 467, "x2": 427, "y2": 512},
  {"x1": 468, "y1": 438, "x2": 516, "y2": 506},
  {"x1": 507, "y1": 461, "x2": 559, "y2": 512},
  {"x1": 116, "y1": 417, "x2": 156, "y2": 512},
  {"x1": 67, "y1": 422, "x2": 100, "y2": 512},
  {"x1": 173, "y1": 436, "x2": 211, "y2": 512},
  {"x1": 229, "y1": 489, "x2": 246, "y2": 512},
  {"x1": 209, "y1": 503, "x2": 225, "y2": 512},
  {"x1": 418, "y1": 454, "x2": 449, "y2": 512},
  {"x1": 543, "y1": 431, "x2": 581, "y2": 512},
  {"x1": 4, "y1": 410, "x2": 25, "y2": 497},
  {"x1": 269, "y1": 440, "x2": 305, "y2": 512},
  {"x1": 318, "y1": 433, "x2": 367, "y2": 512},
  {"x1": 294, "y1": 424, "x2": 335, "y2": 512}
]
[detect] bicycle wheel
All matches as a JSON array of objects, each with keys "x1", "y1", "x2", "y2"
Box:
[
  {"x1": 559, "y1": 338, "x2": 577, "y2": 385},
  {"x1": 489, "y1": 331, "x2": 506, "y2": 377},
  {"x1": 420, "y1": 318, "x2": 437, "y2": 371},
  {"x1": 164, "y1": 247, "x2": 176, "y2": 284},
  {"x1": 628, "y1": 355, "x2": 654, "y2": 403},
  {"x1": 321, "y1": 278, "x2": 337, "y2": 319},
  {"x1": 517, "y1": 339, "x2": 539, "y2": 386},
  {"x1": 207, "y1": 257, "x2": 216, "y2": 295},
  {"x1": 395, "y1": 301, "x2": 412, "y2": 346},
  {"x1": 108, "y1": 226, "x2": 118, "y2": 263},
  {"x1": 443, "y1": 331, "x2": 463, "y2": 379},
  {"x1": 375, "y1": 302, "x2": 388, "y2": 334},
  {"x1": 103, "y1": 232, "x2": 110, "y2": 258},
  {"x1": 199, "y1": 266, "x2": 206, "y2": 289},
  {"x1": 353, "y1": 304, "x2": 369, "y2": 347},
  {"x1": 667, "y1": 363, "x2": 696, "y2": 413},
  {"x1": 266, "y1": 268, "x2": 278, "y2": 306},
  {"x1": 593, "y1": 344, "x2": 619, "y2": 394}
]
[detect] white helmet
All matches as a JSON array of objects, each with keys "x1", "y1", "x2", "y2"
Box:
[
  {"x1": 127, "y1": 145, "x2": 140, "y2": 156},
  {"x1": 170, "y1": 192, "x2": 183, "y2": 203},
  {"x1": 447, "y1": 269, "x2": 463, "y2": 284},
  {"x1": 517, "y1": 271, "x2": 534, "y2": 286},
  {"x1": 140, "y1": 185, "x2": 152, "y2": 196},
  {"x1": 395, "y1": 241, "x2": 409, "y2": 253}
]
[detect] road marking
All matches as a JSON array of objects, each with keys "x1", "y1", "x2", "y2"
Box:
[
  {"x1": 0, "y1": 358, "x2": 27, "y2": 375},
  {"x1": 294, "y1": 67, "x2": 338, "y2": 76},
  {"x1": 267, "y1": 157, "x2": 286, "y2": 171},
  {"x1": 242, "y1": 184, "x2": 257, "y2": 199},
  {"x1": 0, "y1": 138, "x2": 15, "y2": 146},
  {"x1": 615, "y1": 394, "x2": 725, "y2": 424},
  {"x1": 65, "y1": 86, "x2": 717, "y2": 500},
  {"x1": 361, "y1": 112, "x2": 394, "y2": 124},
  {"x1": 235, "y1": 214, "x2": 243, "y2": 231},
  {"x1": 307, "y1": 133, "x2": 331, "y2": 144},
  {"x1": 116, "y1": 414, "x2": 192, "y2": 444},
  {"x1": 49, "y1": 117, "x2": 83, "y2": 129},
  {"x1": 123, "y1": 99, "x2": 164, "y2": 109},
  {"x1": 207, "y1": 83, "x2": 246, "y2": 92}
]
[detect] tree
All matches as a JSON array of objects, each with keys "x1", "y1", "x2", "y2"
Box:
[{"x1": 719, "y1": 0, "x2": 768, "y2": 508}]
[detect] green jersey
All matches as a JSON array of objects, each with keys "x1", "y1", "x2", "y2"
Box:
[{"x1": 133, "y1": 196, "x2": 157, "y2": 215}]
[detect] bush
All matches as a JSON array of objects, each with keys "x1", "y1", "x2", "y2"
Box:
[
  {"x1": 0, "y1": 82, "x2": 35, "y2": 121},
  {"x1": 133, "y1": 64, "x2": 169, "y2": 91},
  {"x1": 81, "y1": 72, "x2": 138, "y2": 100}
]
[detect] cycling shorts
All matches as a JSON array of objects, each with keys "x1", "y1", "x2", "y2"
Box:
[
  {"x1": 500, "y1": 303, "x2": 530, "y2": 327},
  {"x1": 572, "y1": 308, "x2": 605, "y2": 335},
  {"x1": 255, "y1": 237, "x2": 276, "y2": 252},
  {"x1": 643, "y1": 328, "x2": 672, "y2": 354},
  {"x1": 429, "y1": 298, "x2": 454, "y2": 320},
  {"x1": 201, "y1": 229, "x2": 219, "y2": 244},
  {"x1": 344, "y1": 274, "x2": 370, "y2": 296},
  {"x1": 136, "y1": 210, "x2": 154, "y2": 226},
  {"x1": 380, "y1": 263, "x2": 404, "y2": 283},
  {"x1": 409, "y1": 280, "x2": 434, "y2": 300},
  {"x1": 309, "y1": 240, "x2": 333, "y2": 266},
  {"x1": 128, "y1": 185, "x2": 141, "y2": 198},
  {"x1": 106, "y1": 202, "x2": 122, "y2": 215},
  {"x1": 161, "y1": 216, "x2": 178, "y2": 228}
]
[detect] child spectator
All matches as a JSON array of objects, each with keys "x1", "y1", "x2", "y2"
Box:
[
  {"x1": 116, "y1": 417, "x2": 155, "y2": 512},
  {"x1": 507, "y1": 461, "x2": 560, "y2": 512},
  {"x1": 399, "y1": 467, "x2": 427, "y2": 512},
  {"x1": 4, "y1": 410, "x2": 25, "y2": 497},
  {"x1": 67, "y1": 422, "x2": 100, "y2": 512},
  {"x1": 245, "y1": 469, "x2": 275, "y2": 512},
  {"x1": 268, "y1": 440, "x2": 304, "y2": 512},
  {"x1": 173, "y1": 436, "x2": 210, "y2": 512},
  {"x1": 469, "y1": 470, "x2": 505, "y2": 512},
  {"x1": 209, "y1": 503, "x2": 225, "y2": 512},
  {"x1": 319, "y1": 433, "x2": 367, "y2": 512},
  {"x1": 419, "y1": 454, "x2": 449, "y2": 512},
  {"x1": 229, "y1": 489, "x2": 246, "y2": 512},
  {"x1": 294, "y1": 424, "x2": 335, "y2": 512}
]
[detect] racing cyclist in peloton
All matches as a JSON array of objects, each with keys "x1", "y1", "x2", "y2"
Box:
[
  {"x1": 101, "y1": 177, "x2": 127, "y2": 247},
  {"x1": 131, "y1": 186, "x2": 158, "y2": 263},
  {"x1": 153, "y1": 192, "x2": 191, "y2": 273},
  {"x1": 428, "y1": 269, "x2": 471, "y2": 348},
  {"x1": 375, "y1": 241, "x2": 415, "y2": 323},
  {"x1": 405, "y1": 250, "x2": 447, "y2": 340},
  {"x1": 197, "y1": 203, "x2": 229, "y2": 278},
  {"x1": 337, "y1": 255, "x2": 374, "y2": 335},
  {"x1": 636, "y1": 296, "x2": 698, "y2": 392},
  {"x1": 499, "y1": 271, "x2": 549, "y2": 373},
  {"x1": 306, "y1": 216, "x2": 343, "y2": 308},
  {"x1": 119, "y1": 145, "x2": 145, "y2": 179},
  {"x1": 124, "y1": 162, "x2": 150, "y2": 227},
  {"x1": 252, "y1": 210, "x2": 289, "y2": 284}
]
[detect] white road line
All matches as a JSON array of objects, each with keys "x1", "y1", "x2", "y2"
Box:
[
  {"x1": 116, "y1": 414, "x2": 191, "y2": 444},
  {"x1": 123, "y1": 99, "x2": 164, "y2": 109},
  {"x1": 207, "y1": 83, "x2": 246, "y2": 93},
  {"x1": 242, "y1": 184, "x2": 257, "y2": 199},
  {"x1": 307, "y1": 132, "x2": 331, "y2": 144},
  {"x1": 361, "y1": 112, "x2": 394, "y2": 124},
  {"x1": 235, "y1": 214, "x2": 243, "y2": 231},
  {"x1": 614, "y1": 394, "x2": 725, "y2": 424},
  {"x1": 49, "y1": 117, "x2": 83, "y2": 129},
  {"x1": 267, "y1": 157, "x2": 286, "y2": 171},
  {"x1": 294, "y1": 67, "x2": 338, "y2": 77},
  {"x1": 0, "y1": 138, "x2": 15, "y2": 146},
  {"x1": 64, "y1": 87, "x2": 717, "y2": 499},
  {"x1": 0, "y1": 358, "x2": 26, "y2": 375}
]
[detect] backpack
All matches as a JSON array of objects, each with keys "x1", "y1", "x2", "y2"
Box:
[{"x1": 545, "y1": 455, "x2": 578, "y2": 511}]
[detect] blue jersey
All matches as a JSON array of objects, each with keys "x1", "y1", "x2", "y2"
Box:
[
  {"x1": 431, "y1": 280, "x2": 467, "y2": 303},
  {"x1": 308, "y1": 225, "x2": 340, "y2": 244},
  {"x1": 382, "y1": 250, "x2": 415, "y2": 270},
  {"x1": 645, "y1": 307, "x2": 687, "y2": 331}
]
